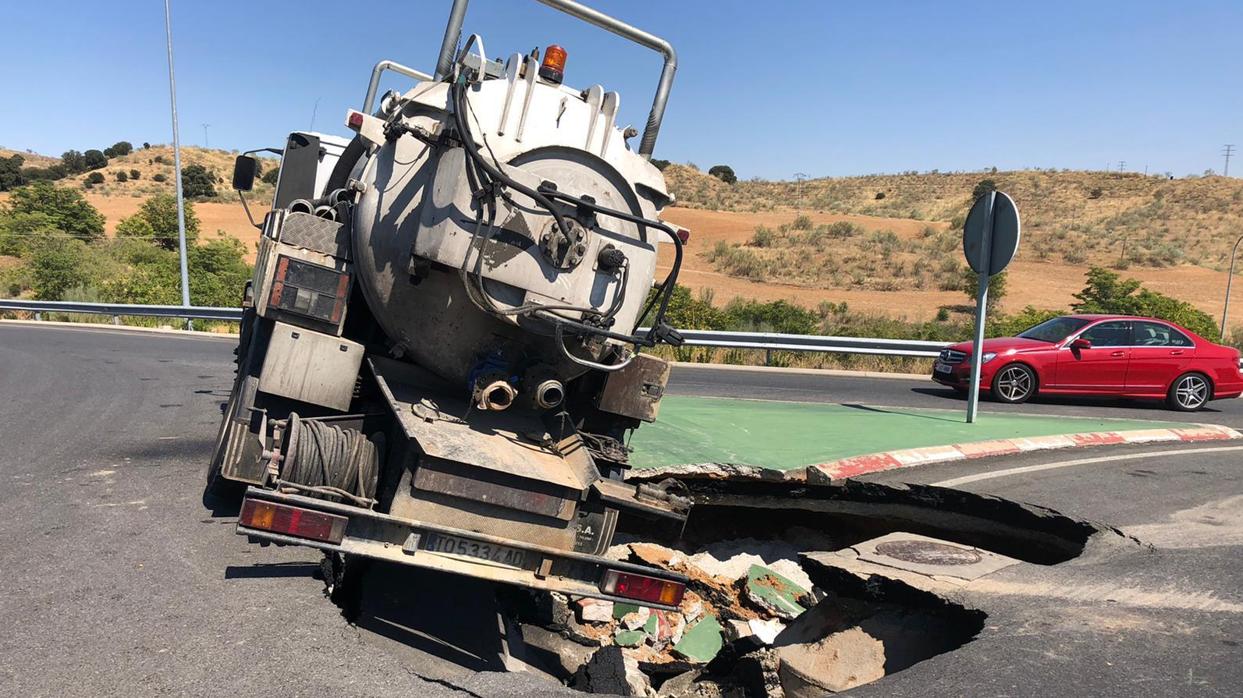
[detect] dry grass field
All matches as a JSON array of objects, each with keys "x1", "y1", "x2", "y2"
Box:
[
  {"x1": 661, "y1": 164, "x2": 1243, "y2": 329},
  {"x1": 7, "y1": 145, "x2": 1243, "y2": 329}
]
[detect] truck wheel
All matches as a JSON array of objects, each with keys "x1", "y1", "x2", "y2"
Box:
[
  {"x1": 203, "y1": 307, "x2": 258, "y2": 508},
  {"x1": 203, "y1": 387, "x2": 246, "y2": 507}
]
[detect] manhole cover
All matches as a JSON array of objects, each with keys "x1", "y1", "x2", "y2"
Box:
[{"x1": 874, "y1": 540, "x2": 983, "y2": 566}]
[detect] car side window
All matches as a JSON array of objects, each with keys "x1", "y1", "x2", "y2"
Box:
[
  {"x1": 1133, "y1": 321, "x2": 1193, "y2": 347},
  {"x1": 1079, "y1": 321, "x2": 1130, "y2": 347}
]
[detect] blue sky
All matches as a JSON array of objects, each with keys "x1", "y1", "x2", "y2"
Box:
[{"x1": 2, "y1": 1, "x2": 1239, "y2": 179}]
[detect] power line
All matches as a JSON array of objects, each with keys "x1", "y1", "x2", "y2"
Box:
[{"x1": 1224, "y1": 144, "x2": 1236, "y2": 177}]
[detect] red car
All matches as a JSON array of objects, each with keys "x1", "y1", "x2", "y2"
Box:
[{"x1": 932, "y1": 314, "x2": 1243, "y2": 411}]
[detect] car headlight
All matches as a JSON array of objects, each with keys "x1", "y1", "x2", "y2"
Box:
[{"x1": 981, "y1": 352, "x2": 997, "y2": 363}]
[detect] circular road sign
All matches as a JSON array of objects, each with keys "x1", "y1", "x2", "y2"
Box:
[{"x1": 963, "y1": 191, "x2": 1021, "y2": 275}]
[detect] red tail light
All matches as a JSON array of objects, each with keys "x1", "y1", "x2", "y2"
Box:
[
  {"x1": 601, "y1": 569, "x2": 685, "y2": 606},
  {"x1": 239, "y1": 499, "x2": 348, "y2": 544}
]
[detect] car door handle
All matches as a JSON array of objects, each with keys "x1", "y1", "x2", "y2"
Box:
[
  {"x1": 1169, "y1": 350, "x2": 1184, "y2": 356},
  {"x1": 1110, "y1": 351, "x2": 1126, "y2": 357}
]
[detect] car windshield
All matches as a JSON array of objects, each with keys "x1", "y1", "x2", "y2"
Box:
[{"x1": 1017, "y1": 317, "x2": 1092, "y2": 343}]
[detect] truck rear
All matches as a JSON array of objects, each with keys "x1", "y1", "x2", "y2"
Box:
[{"x1": 206, "y1": 0, "x2": 696, "y2": 611}]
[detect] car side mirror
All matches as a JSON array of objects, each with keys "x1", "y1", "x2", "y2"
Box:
[
  {"x1": 232, "y1": 155, "x2": 259, "y2": 192},
  {"x1": 1070, "y1": 338, "x2": 1091, "y2": 350}
]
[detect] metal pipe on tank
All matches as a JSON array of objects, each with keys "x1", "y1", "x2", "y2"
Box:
[
  {"x1": 287, "y1": 199, "x2": 314, "y2": 215},
  {"x1": 534, "y1": 0, "x2": 677, "y2": 157},
  {"x1": 477, "y1": 380, "x2": 517, "y2": 411},
  {"x1": 434, "y1": 0, "x2": 470, "y2": 81},
  {"x1": 433, "y1": 0, "x2": 677, "y2": 157},
  {"x1": 313, "y1": 205, "x2": 337, "y2": 221},
  {"x1": 533, "y1": 379, "x2": 565, "y2": 409}
]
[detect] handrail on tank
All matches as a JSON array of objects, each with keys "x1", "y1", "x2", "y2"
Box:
[
  {"x1": 363, "y1": 60, "x2": 435, "y2": 115},
  {"x1": 432, "y1": 0, "x2": 677, "y2": 158}
]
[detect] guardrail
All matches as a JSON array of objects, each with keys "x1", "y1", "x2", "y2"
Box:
[
  {"x1": 0, "y1": 300, "x2": 951, "y2": 358},
  {"x1": 0, "y1": 299, "x2": 243, "y2": 323}
]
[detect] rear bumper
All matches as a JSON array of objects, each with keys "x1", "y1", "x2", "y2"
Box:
[{"x1": 236, "y1": 488, "x2": 687, "y2": 610}]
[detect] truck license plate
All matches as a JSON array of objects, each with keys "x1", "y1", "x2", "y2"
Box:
[{"x1": 421, "y1": 533, "x2": 528, "y2": 568}]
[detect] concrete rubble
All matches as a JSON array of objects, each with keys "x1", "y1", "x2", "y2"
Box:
[{"x1": 518, "y1": 531, "x2": 990, "y2": 696}]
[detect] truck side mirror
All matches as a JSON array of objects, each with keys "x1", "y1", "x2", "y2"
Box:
[
  {"x1": 232, "y1": 155, "x2": 259, "y2": 192},
  {"x1": 1070, "y1": 338, "x2": 1091, "y2": 350}
]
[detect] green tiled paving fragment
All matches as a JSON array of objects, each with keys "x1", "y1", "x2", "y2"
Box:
[
  {"x1": 613, "y1": 602, "x2": 640, "y2": 620},
  {"x1": 629, "y1": 395, "x2": 1187, "y2": 471},
  {"x1": 745, "y1": 564, "x2": 808, "y2": 619},
  {"x1": 672, "y1": 614, "x2": 723, "y2": 662},
  {"x1": 643, "y1": 612, "x2": 659, "y2": 635},
  {"x1": 613, "y1": 629, "x2": 647, "y2": 647}
]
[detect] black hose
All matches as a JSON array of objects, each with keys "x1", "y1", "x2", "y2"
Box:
[{"x1": 281, "y1": 414, "x2": 379, "y2": 504}]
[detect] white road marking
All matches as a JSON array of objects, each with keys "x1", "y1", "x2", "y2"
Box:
[{"x1": 932, "y1": 445, "x2": 1243, "y2": 487}]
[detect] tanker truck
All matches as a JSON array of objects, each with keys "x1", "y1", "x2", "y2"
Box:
[{"x1": 207, "y1": 0, "x2": 695, "y2": 610}]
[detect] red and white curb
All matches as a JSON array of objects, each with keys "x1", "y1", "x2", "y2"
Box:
[{"x1": 812, "y1": 423, "x2": 1243, "y2": 480}]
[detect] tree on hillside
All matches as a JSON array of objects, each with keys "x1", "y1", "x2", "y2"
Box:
[
  {"x1": 83, "y1": 149, "x2": 108, "y2": 170},
  {"x1": 708, "y1": 164, "x2": 737, "y2": 184},
  {"x1": 180, "y1": 164, "x2": 217, "y2": 198},
  {"x1": 649, "y1": 158, "x2": 670, "y2": 171},
  {"x1": 1072, "y1": 267, "x2": 1219, "y2": 340},
  {"x1": 972, "y1": 178, "x2": 997, "y2": 200},
  {"x1": 0, "y1": 154, "x2": 25, "y2": 191},
  {"x1": 0, "y1": 211, "x2": 59, "y2": 257},
  {"x1": 21, "y1": 164, "x2": 68, "y2": 182},
  {"x1": 103, "y1": 141, "x2": 133, "y2": 158},
  {"x1": 261, "y1": 168, "x2": 279, "y2": 185},
  {"x1": 4, "y1": 181, "x2": 105, "y2": 241},
  {"x1": 61, "y1": 150, "x2": 86, "y2": 173},
  {"x1": 136, "y1": 193, "x2": 199, "y2": 250},
  {"x1": 961, "y1": 267, "x2": 1007, "y2": 311},
  {"x1": 29, "y1": 237, "x2": 94, "y2": 300}
]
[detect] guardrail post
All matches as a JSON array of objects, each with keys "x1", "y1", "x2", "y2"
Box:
[
  {"x1": 34, "y1": 312, "x2": 42, "y2": 322},
  {"x1": 765, "y1": 349, "x2": 773, "y2": 366},
  {"x1": 112, "y1": 315, "x2": 121, "y2": 326}
]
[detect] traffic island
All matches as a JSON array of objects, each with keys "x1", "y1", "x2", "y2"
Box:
[{"x1": 628, "y1": 395, "x2": 1241, "y2": 480}]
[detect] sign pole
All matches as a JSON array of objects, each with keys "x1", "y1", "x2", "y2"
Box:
[{"x1": 965, "y1": 192, "x2": 996, "y2": 423}]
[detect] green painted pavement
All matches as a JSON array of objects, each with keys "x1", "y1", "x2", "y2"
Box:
[{"x1": 629, "y1": 396, "x2": 1187, "y2": 471}]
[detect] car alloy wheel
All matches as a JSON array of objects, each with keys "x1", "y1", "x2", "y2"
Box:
[
  {"x1": 1170, "y1": 373, "x2": 1209, "y2": 411},
  {"x1": 992, "y1": 364, "x2": 1035, "y2": 404}
]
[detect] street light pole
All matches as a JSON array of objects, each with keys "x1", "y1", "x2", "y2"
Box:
[
  {"x1": 163, "y1": 0, "x2": 192, "y2": 323},
  {"x1": 1221, "y1": 232, "x2": 1243, "y2": 339}
]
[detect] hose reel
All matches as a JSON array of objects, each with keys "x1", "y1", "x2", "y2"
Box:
[{"x1": 278, "y1": 413, "x2": 382, "y2": 507}]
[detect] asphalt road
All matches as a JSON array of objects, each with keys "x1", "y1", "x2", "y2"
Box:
[
  {"x1": 669, "y1": 363, "x2": 1243, "y2": 428},
  {"x1": 1, "y1": 322, "x2": 1240, "y2": 696}
]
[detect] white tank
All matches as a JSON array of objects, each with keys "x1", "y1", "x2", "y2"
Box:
[{"x1": 350, "y1": 56, "x2": 674, "y2": 388}]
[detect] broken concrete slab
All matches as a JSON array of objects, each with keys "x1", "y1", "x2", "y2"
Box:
[
  {"x1": 625, "y1": 462, "x2": 802, "y2": 483},
  {"x1": 614, "y1": 602, "x2": 641, "y2": 620},
  {"x1": 614, "y1": 629, "x2": 648, "y2": 648},
  {"x1": 672, "y1": 614, "x2": 724, "y2": 663},
  {"x1": 777, "y1": 627, "x2": 887, "y2": 695},
  {"x1": 688, "y1": 537, "x2": 815, "y2": 591},
  {"x1": 853, "y1": 531, "x2": 1020, "y2": 581},
  {"x1": 744, "y1": 564, "x2": 810, "y2": 620},
  {"x1": 747, "y1": 617, "x2": 785, "y2": 645},
  {"x1": 575, "y1": 597, "x2": 615, "y2": 624},
  {"x1": 518, "y1": 623, "x2": 597, "y2": 680},
  {"x1": 622, "y1": 605, "x2": 652, "y2": 631}
]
